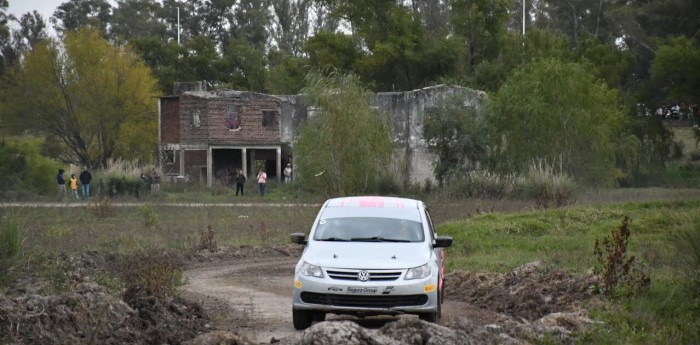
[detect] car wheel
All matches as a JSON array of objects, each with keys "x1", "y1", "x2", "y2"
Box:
[
  {"x1": 293, "y1": 308, "x2": 314, "y2": 330},
  {"x1": 419, "y1": 290, "x2": 441, "y2": 323}
]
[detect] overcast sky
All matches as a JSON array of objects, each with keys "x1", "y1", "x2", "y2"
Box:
[{"x1": 7, "y1": 0, "x2": 117, "y2": 36}]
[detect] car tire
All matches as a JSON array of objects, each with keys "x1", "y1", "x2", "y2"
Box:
[
  {"x1": 419, "y1": 290, "x2": 441, "y2": 323},
  {"x1": 293, "y1": 308, "x2": 314, "y2": 330}
]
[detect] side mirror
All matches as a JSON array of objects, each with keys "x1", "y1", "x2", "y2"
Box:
[
  {"x1": 434, "y1": 236, "x2": 452, "y2": 248},
  {"x1": 291, "y1": 233, "x2": 307, "y2": 245}
]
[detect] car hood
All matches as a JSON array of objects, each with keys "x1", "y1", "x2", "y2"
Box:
[{"x1": 304, "y1": 241, "x2": 431, "y2": 269}]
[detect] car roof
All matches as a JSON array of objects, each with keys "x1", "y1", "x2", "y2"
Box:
[
  {"x1": 320, "y1": 196, "x2": 423, "y2": 222},
  {"x1": 325, "y1": 196, "x2": 421, "y2": 209}
]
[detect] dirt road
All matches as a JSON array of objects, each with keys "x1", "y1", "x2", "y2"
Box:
[
  {"x1": 180, "y1": 255, "x2": 508, "y2": 344},
  {"x1": 182, "y1": 258, "x2": 299, "y2": 343}
]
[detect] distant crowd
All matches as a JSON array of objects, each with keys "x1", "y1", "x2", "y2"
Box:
[{"x1": 651, "y1": 103, "x2": 700, "y2": 127}]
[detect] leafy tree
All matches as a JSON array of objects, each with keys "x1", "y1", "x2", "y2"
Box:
[
  {"x1": 474, "y1": 29, "x2": 573, "y2": 92},
  {"x1": 487, "y1": 58, "x2": 632, "y2": 186},
  {"x1": 0, "y1": 136, "x2": 62, "y2": 195},
  {"x1": 422, "y1": 93, "x2": 491, "y2": 186},
  {"x1": 199, "y1": 0, "x2": 235, "y2": 52},
  {"x1": 305, "y1": 31, "x2": 360, "y2": 72},
  {"x1": 231, "y1": 0, "x2": 272, "y2": 51},
  {"x1": 5, "y1": 28, "x2": 160, "y2": 167},
  {"x1": 450, "y1": 0, "x2": 509, "y2": 74},
  {"x1": 222, "y1": 39, "x2": 267, "y2": 92},
  {"x1": 180, "y1": 35, "x2": 223, "y2": 85},
  {"x1": 295, "y1": 70, "x2": 393, "y2": 196},
  {"x1": 575, "y1": 32, "x2": 634, "y2": 90},
  {"x1": 651, "y1": 36, "x2": 700, "y2": 104},
  {"x1": 270, "y1": 0, "x2": 311, "y2": 56},
  {"x1": 266, "y1": 50, "x2": 309, "y2": 94},
  {"x1": 11, "y1": 11, "x2": 48, "y2": 53},
  {"x1": 0, "y1": 0, "x2": 17, "y2": 78},
  {"x1": 129, "y1": 36, "x2": 184, "y2": 93},
  {"x1": 110, "y1": 0, "x2": 167, "y2": 43},
  {"x1": 51, "y1": 0, "x2": 113, "y2": 35}
]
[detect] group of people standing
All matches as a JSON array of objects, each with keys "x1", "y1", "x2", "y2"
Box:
[
  {"x1": 56, "y1": 166, "x2": 92, "y2": 200},
  {"x1": 233, "y1": 163, "x2": 293, "y2": 197},
  {"x1": 653, "y1": 103, "x2": 700, "y2": 127}
]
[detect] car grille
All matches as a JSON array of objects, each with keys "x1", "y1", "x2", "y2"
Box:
[
  {"x1": 300, "y1": 292, "x2": 428, "y2": 308},
  {"x1": 326, "y1": 269, "x2": 402, "y2": 281}
]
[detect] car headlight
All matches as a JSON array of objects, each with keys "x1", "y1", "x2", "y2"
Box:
[
  {"x1": 405, "y1": 263, "x2": 431, "y2": 280},
  {"x1": 299, "y1": 261, "x2": 324, "y2": 278}
]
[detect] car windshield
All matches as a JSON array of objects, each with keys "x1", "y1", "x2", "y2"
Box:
[{"x1": 313, "y1": 217, "x2": 424, "y2": 242}]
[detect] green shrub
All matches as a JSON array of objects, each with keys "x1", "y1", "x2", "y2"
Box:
[
  {"x1": 0, "y1": 136, "x2": 62, "y2": 197},
  {"x1": 117, "y1": 246, "x2": 185, "y2": 296},
  {"x1": 522, "y1": 159, "x2": 577, "y2": 208},
  {"x1": 139, "y1": 205, "x2": 160, "y2": 227},
  {"x1": 0, "y1": 213, "x2": 23, "y2": 287}
]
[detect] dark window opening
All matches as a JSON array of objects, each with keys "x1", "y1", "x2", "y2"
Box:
[
  {"x1": 164, "y1": 150, "x2": 176, "y2": 165},
  {"x1": 262, "y1": 110, "x2": 277, "y2": 127}
]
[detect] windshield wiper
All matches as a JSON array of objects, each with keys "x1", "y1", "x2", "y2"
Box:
[
  {"x1": 350, "y1": 237, "x2": 410, "y2": 242},
  {"x1": 318, "y1": 237, "x2": 349, "y2": 241}
]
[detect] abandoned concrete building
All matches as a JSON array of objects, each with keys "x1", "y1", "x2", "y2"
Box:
[{"x1": 158, "y1": 82, "x2": 485, "y2": 186}]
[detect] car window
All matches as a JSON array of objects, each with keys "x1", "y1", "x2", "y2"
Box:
[
  {"x1": 313, "y1": 217, "x2": 424, "y2": 242},
  {"x1": 424, "y1": 209, "x2": 436, "y2": 243}
]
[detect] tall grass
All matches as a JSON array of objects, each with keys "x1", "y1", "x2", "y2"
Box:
[
  {"x1": 522, "y1": 159, "x2": 577, "y2": 208},
  {"x1": 0, "y1": 213, "x2": 23, "y2": 287}
]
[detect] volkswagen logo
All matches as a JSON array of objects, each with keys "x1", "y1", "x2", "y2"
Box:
[{"x1": 357, "y1": 270, "x2": 370, "y2": 282}]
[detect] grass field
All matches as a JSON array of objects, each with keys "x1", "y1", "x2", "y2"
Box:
[{"x1": 1, "y1": 188, "x2": 699, "y2": 344}]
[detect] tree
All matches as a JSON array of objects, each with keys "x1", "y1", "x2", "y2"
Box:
[
  {"x1": 221, "y1": 38, "x2": 267, "y2": 92},
  {"x1": 473, "y1": 29, "x2": 573, "y2": 92},
  {"x1": 51, "y1": 0, "x2": 113, "y2": 35},
  {"x1": 651, "y1": 36, "x2": 700, "y2": 104},
  {"x1": 0, "y1": 0, "x2": 17, "y2": 78},
  {"x1": 5, "y1": 28, "x2": 160, "y2": 167},
  {"x1": 295, "y1": 70, "x2": 393, "y2": 196},
  {"x1": 270, "y1": 0, "x2": 311, "y2": 56},
  {"x1": 11, "y1": 11, "x2": 48, "y2": 53},
  {"x1": 487, "y1": 58, "x2": 632, "y2": 186},
  {"x1": 422, "y1": 93, "x2": 492, "y2": 186},
  {"x1": 110, "y1": 0, "x2": 167, "y2": 43},
  {"x1": 450, "y1": 0, "x2": 509, "y2": 74},
  {"x1": 0, "y1": 136, "x2": 62, "y2": 195}
]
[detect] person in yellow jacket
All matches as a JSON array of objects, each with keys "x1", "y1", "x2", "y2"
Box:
[{"x1": 69, "y1": 173, "x2": 79, "y2": 200}]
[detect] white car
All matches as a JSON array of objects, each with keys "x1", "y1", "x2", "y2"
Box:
[{"x1": 290, "y1": 196, "x2": 452, "y2": 330}]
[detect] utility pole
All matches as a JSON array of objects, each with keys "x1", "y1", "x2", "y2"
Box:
[
  {"x1": 177, "y1": 7, "x2": 180, "y2": 45},
  {"x1": 522, "y1": 0, "x2": 526, "y2": 35}
]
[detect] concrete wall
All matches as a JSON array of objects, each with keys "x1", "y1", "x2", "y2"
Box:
[{"x1": 372, "y1": 85, "x2": 486, "y2": 183}]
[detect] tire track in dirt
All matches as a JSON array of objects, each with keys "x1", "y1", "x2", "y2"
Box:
[{"x1": 182, "y1": 258, "x2": 299, "y2": 344}]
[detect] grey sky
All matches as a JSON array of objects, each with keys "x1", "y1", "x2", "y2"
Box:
[{"x1": 7, "y1": 0, "x2": 117, "y2": 36}]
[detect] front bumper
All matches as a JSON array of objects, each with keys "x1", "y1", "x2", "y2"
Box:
[{"x1": 292, "y1": 270, "x2": 439, "y2": 315}]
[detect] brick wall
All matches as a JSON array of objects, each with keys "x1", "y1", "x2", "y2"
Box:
[
  {"x1": 160, "y1": 97, "x2": 180, "y2": 143},
  {"x1": 178, "y1": 94, "x2": 281, "y2": 145}
]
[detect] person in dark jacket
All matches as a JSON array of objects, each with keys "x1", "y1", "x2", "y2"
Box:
[
  {"x1": 56, "y1": 168, "x2": 66, "y2": 199},
  {"x1": 79, "y1": 166, "x2": 93, "y2": 199},
  {"x1": 235, "y1": 170, "x2": 246, "y2": 196}
]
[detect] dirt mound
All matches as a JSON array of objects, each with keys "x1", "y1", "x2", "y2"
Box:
[
  {"x1": 0, "y1": 253, "x2": 210, "y2": 345},
  {"x1": 445, "y1": 261, "x2": 599, "y2": 320}
]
